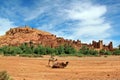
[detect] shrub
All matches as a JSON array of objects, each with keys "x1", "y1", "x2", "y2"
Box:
[
  {"x1": 78, "y1": 46, "x2": 99, "y2": 56},
  {"x1": 33, "y1": 45, "x2": 46, "y2": 55},
  {"x1": 0, "y1": 46, "x2": 23, "y2": 56},
  {"x1": 89, "y1": 50, "x2": 99, "y2": 56},
  {"x1": 0, "y1": 48, "x2": 4, "y2": 55},
  {"x1": 56, "y1": 45, "x2": 65, "y2": 55},
  {"x1": 0, "y1": 46, "x2": 10, "y2": 55},
  {"x1": 8, "y1": 46, "x2": 23, "y2": 55},
  {"x1": 104, "y1": 51, "x2": 112, "y2": 55},
  {"x1": 0, "y1": 71, "x2": 13, "y2": 80},
  {"x1": 46, "y1": 46, "x2": 55, "y2": 55},
  {"x1": 99, "y1": 49, "x2": 106, "y2": 55},
  {"x1": 113, "y1": 49, "x2": 120, "y2": 55},
  {"x1": 23, "y1": 47, "x2": 33, "y2": 54},
  {"x1": 64, "y1": 45, "x2": 76, "y2": 54},
  {"x1": 99, "y1": 49, "x2": 112, "y2": 55},
  {"x1": 76, "y1": 53, "x2": 84, "y2": 57},
  {"x1": 19, "y1": 54, "x2": 43, "y2": 57},
  {"x1": 19, "y1": 43, "x2": 28, "y2": 51},
  {"x1": 19, "y1": 54, "x2": 33, "y2": 57},
  {"x1": 79, "y1": 46, "x2": 90, "y2": 55}
]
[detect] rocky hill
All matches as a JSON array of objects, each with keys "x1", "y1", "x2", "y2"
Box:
[
  {"x1": 0, "y1": 26, "x2": 56, "y2": 47},
  {"x1": 0, "y1": 26, "x2": 113, "y2": 51}
]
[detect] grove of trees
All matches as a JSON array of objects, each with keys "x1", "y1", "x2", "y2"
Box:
[{"x1": 0, "y1": 43, "x2": 120, "y2": 57}]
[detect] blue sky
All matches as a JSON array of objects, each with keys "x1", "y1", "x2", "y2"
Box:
[{"x1": 0, "y1": 0, "x2": 120, "y2": 47}]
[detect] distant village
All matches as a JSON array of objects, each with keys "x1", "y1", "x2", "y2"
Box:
[{"x1": 0, "y1": 26, "x2": 113, "y2": 51}]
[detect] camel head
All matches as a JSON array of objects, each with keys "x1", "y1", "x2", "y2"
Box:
[{"x1": 64, "y1": 61, "x2": 69, "y2": 67}]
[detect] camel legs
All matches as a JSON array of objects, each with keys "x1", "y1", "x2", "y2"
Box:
[{"x1": 48, "y1": 59, "x2": 55, "y2": 67}]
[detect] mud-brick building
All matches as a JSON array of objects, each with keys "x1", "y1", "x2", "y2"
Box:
[{"x1": 0, "y1": 26, "x2": 113, "y2": 51}]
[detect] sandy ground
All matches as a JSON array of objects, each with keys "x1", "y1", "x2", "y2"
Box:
[{"x1": 0, "y1": 56, "x2": 120, "y2": 80}]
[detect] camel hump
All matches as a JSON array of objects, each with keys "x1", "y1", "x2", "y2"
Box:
[{"x1": 52, "y1": 61, "x2": 69, "y2": 68}]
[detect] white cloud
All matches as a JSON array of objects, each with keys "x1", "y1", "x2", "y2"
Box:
[
  {"x1": 35, "y1": 1, "x2": 113, "y2": 44},
  {"x1": 24, "y1": 7, "x2": 47, "y2": 21},
  {"x1": 56, "y1": 1, "x2": 112, "y2": 42},
  {"x1": 65, "y1": 4, "x2": 106, "y2": 21},
  {"x1": 19, "y1": 1, "x2": 112, "y2": 46},
  {"x1": 0, "y1": 18, "x2": 16, "y2": 35},
  {"x1": 73, "y1": 23, "x2": 111, "y2": 38}
]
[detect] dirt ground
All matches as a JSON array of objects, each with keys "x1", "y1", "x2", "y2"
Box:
[{"x1": 0, "y1": 56, "x2": 120, "y2": 80}]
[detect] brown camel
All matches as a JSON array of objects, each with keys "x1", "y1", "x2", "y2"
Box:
[
  {"x1": 52, "y1": 61, "x2": 69, "y2": 68},
  {"x1": 48, "y1": 55, "x2": 57, "y2": 67}
]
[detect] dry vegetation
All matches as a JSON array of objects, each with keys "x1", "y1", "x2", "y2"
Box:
[{"x1": 0, "y1": 56, "x2": 120, "y2": 80}]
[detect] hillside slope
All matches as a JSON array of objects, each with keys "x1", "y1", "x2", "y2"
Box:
[{"x1": 0, "y1": 26, "x2": 113, "y2": 51}]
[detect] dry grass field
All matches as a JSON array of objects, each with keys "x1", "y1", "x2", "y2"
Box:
[{"x1": 0, "y1": 56, "x2": 120, "y2": 80}]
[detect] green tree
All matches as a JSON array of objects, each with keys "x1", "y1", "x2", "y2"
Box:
[
  {"x1": 79, "y1": 46, "x2": 89, "y2": 55},
  {"x1": 34, "y1": 45, "x2": 46, "y2": 55},
  {"x1": 104, "y1": 51, "x2": 112, "y2": 55},
  {"x1": 99, "y1": 49, "x2": 112, "y2": 55},
  {"x1": 113, "y1": 49, "x2": 120, "y2": 55},
  {"x1": 24, "y1": 47, "x2": 33, "y2": 54},
  {"x1": 99, "y1": 49, "x2": 106, "y2": 55},
  {"x1": 19, "y1": 43, "x2": 33, "y2": 54},
  {"x1": 64, "y1": 45, "x2": 76, "y2": 54},
  {"x1": 1, "y1": 46, "x2": 10, "y2": 55},
  {"x1": 46, "y1": 46, "x2": 55, "y2": 55},
  {"x1": 78, "y1": 46, "x2": 99, "y2": 56},
  {"x1": 56, "y1": 45, "x2": 65, "y2": 55},
  {"x1": 89, "y1": 49, "x2": 99, "y2": 56},
  {"x1": 0, "y1": 47, "x2": 4, "y2": 54},
  {"x1": 19, "y1": 43, "x2": 28, "y2": 51},
  {"x1": 8, "y1": 46, "x2": 23, "y2": 55}
]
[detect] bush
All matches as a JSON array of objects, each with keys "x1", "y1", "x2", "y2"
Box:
[
  {"x1": 19, "y1": 54, "x2": 43, "y2": 57},
  {"x1": 104, "y1": 51, "x2": 112, "y2": 55},
  {"x1": 46, "y1": 46, "x2": 55, "y2": 55},
  {"x1": 0, "y1": 46, "x2": 16, "y2": 56},
  {"x1": 8, "y1": 46, "x2": 23, "y2": 55},
  {"x1": 0, "y1": 71, "x2": 13, "y2": 80},
  {"x1": 59, "y1": 53, "x2": 68, "y2": 57},
  {"x1": 0, "y1": 43, "x2": 115, "y2": 57},
  {"x1": 113, "y1": 49, "x2": 120, "y2": 55},
  {"x1": 0, "y1": 48, "x2": 4, "y2": 55},
  {"x1": 33, "y1": 45, "x2": 46, "y2": 55},
  {"x1": 19, "y1": 43, "x2": 33, "y2": 54},
  {"x1": 76, "y1": 53, "x2": 84, "y2": 57},
  {"x1": 79, "y1": 46, "x2": 90, "y2": 55},
  {"x1": 99, "y1": 49, "x2": 106, "y2": 55},
  {"x1": 64, "y1": 45, "x2": 76, "y2": 54},
  {"x1": 19, "y1": 43, "x2": 28, "y2": 51},
  {"x1": 56, "y1": 45, "x2": 65, "y2": 55},
  {"x1": 78, "y1": 46, "x2": 99, "y2": 56},
  {"x1": 19, "y1": 54, "x2": 33, "y2": 57},
  {"x1": 89, "y1": 50, "x2": 99, "y2": 56},
  {"x1": 99, "y1": 50, "x2": 112, "y2": 55},
  {"x1": 24, "y1": 47, "x2": 33, "y2": 54},
  {"x1": 0, "y1": 46, "x2": 10, "y2": 55}
]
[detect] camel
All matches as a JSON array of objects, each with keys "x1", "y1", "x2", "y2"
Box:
[
  {"x1": 52, "y1": 61, "x2": 69, "y2": 68},
  {"x1": 48, "y1": 55, "x2": 57, "y2": 67}
]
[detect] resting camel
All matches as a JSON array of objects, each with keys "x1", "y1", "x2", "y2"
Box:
[
  {"x1": 48, "y1": 55, "x2": 57, "y2": 67},
  {"x1": 52, "y1": 61, "x2": 69, "y2": 68}
]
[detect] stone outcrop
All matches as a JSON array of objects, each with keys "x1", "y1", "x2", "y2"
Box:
[{"x1": 0, "y1": 26, "x2": 113, "y2": 51}]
